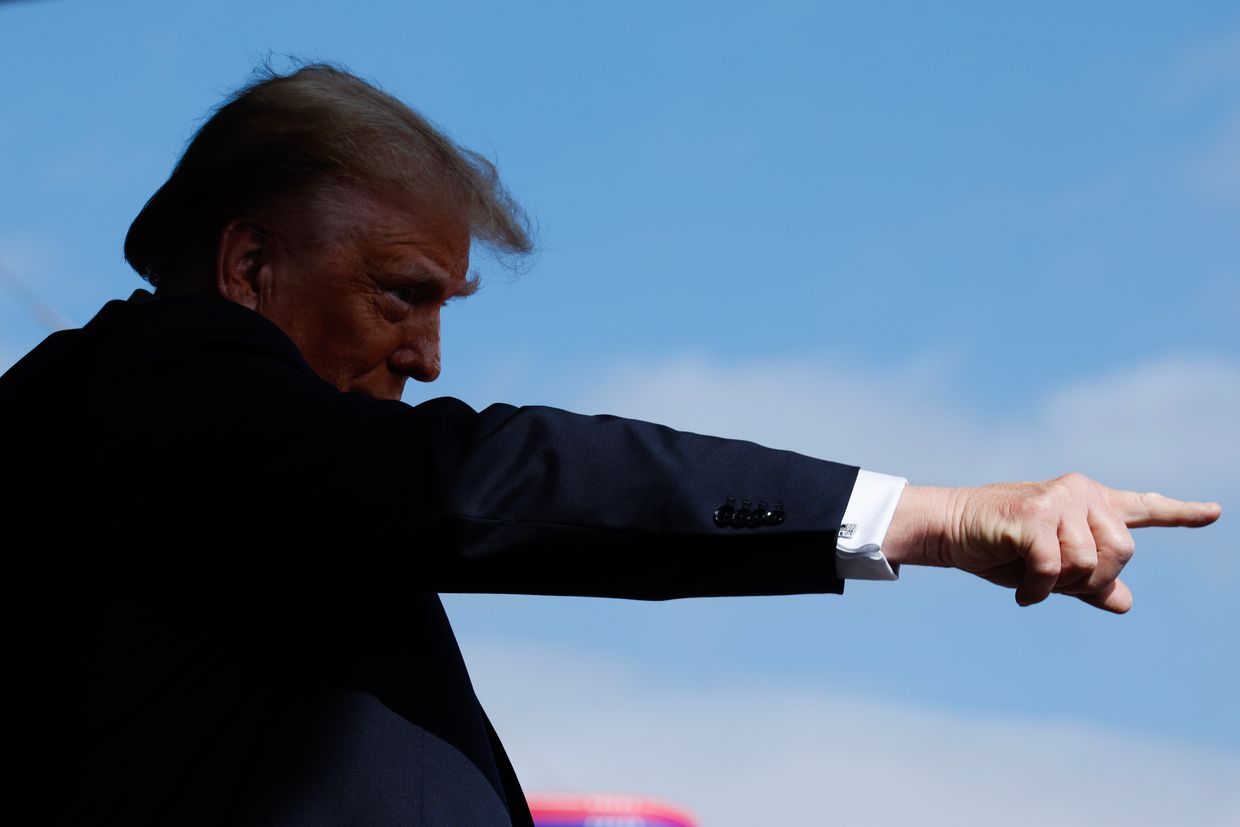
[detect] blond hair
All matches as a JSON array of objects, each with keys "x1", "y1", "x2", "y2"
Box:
[{"x1": 125, "y1": 62, "x2": 532, "y2": 291}]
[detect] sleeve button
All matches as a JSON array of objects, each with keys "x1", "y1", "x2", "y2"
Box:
[
  {"x1": 732, "y1": 500, "x2": 753, "y2": 529},
  {"x1": 763, "y1": 503, "x2": 785, "y2": 526}
]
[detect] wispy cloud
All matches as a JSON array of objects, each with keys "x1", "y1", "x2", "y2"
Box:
[
  {"x1": 571, "y1": 352, "x2": 1239, "y2": 492},
  {"x1": 467, "y1": 642, "x2": 1240, "y2": 827},
  {"x1": 0, "y1": 236, "x2": 74, "y2": 331}
]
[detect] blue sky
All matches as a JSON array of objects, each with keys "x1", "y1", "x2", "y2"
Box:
[{"x1": 2, "y1": 2, "x2": 1237, "y2": 823}]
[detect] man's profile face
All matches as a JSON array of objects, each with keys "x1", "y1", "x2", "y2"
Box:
[{"x1": 223, "y1": 187, "x2": 475, "y2": 401}]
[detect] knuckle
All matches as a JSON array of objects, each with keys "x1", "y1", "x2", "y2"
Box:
[
  {"x1": 1059, "y1": 557, "x2": 1096, "y2": 585},
  {"x1": 1068, "y1": 552, "x2": 1098, "y2": 572},
  {"x1": 1059, "y1": 538, "x2": 1095, "y2": 566},
  {"x1": 1061, "y1": 471, "x2": 1090, "y2": 486},
  {"x1": 1029, "y1": 555, "x2": 1062, "y2": 577}
]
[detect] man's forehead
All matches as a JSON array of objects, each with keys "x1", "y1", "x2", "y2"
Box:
[{"x1": 340, "y1": 189, "x2": 472, "y2": 276}]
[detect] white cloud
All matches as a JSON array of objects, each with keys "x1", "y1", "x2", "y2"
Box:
[
  {"x1": 571, "y1": 352, "x2": 1240, "y2": 494},
  {"x1": 467, "y1": 642, "x2": 1240, "y2": 827}
]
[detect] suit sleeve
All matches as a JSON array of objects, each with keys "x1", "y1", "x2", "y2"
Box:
[{"x1": 325, "y1": 395, "x2": 860, "y2": 600}]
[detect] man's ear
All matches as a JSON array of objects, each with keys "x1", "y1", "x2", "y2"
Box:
[{"x1": 215, "y1": 219, "x2": 271, "y2": 310}]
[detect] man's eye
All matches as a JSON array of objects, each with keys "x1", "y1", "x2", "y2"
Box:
[{"x1": 387, "y1": 287, "x2": 418, "y2": 305}]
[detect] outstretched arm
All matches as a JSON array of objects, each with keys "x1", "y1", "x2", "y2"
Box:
[{"x1": 880, "y1": 472, "x2": 1223, "y2": 612}]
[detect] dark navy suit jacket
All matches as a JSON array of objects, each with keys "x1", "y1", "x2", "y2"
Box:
[{"x1": 1, "y1": 289, "x2": 858, "y2": 825}]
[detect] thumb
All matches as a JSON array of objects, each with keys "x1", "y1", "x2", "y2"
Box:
[{"x1": 1073, "y1": 578, "x2": 1134, "y2": 614}]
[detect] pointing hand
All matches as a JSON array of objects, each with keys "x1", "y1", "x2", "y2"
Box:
[{"x1": 884, "y1": 473, "x2": 1222, "y2": 612}]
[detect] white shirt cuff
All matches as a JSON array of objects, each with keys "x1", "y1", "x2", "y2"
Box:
[{"x1": 835, "y1": 469, "x2": 907, "y2": 581}]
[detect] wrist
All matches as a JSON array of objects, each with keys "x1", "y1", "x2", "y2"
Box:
[{"x1": 882, "y1": 485, "x2": 956, "y2": 568}]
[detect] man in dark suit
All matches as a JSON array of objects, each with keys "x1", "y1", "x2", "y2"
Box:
[{"x1": 1, "y1": 63, "x2": 1219, "y2": 825}]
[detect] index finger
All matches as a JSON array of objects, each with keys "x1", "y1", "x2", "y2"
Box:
[{"x1": 1108, "y1": 489, "x2": 1223, "y2": 528}]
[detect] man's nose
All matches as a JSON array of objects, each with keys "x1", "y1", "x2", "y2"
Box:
[{"x1": 391, "y1": 315, "x2": 442, "y2": 383}]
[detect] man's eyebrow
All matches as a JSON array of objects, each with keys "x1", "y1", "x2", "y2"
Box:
[
  {"x1": 380, "y1": 261, "x2": 481, "y2": 300},
  {"x1": 454, "y1": 271, "x2": 482, "y2": 299}
]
